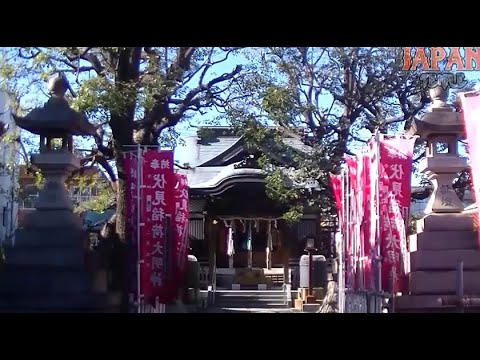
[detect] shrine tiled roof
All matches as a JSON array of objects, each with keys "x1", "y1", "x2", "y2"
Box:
[
  {"x1": 180, "y1": 126, "x2": 313, "y2": 193},
  {"x1": 183, "y1": 126, "x2": 310, "y2": 168},
  {"x1": 184, "y1": 132, "x2": 241, "y2": 168}
]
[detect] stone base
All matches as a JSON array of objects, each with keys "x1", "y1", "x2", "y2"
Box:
[
  {"x1": 410, "y1": 249, "x2": 480, "y2": 271},
  {"x1": 410, "y1": 231, "x2": 477, "y2": 251},
  {"x1": 22, "y1": 209, "x2": 82, "y2": 231},
  {"x1": 31, "y1": 150, "x2": 80, "y2": 212},
  {"x1": 416, "y1": 213, "x2": 475, "y2": 233},
  {"x1": 0, "y1": 226, "x2": 101, "y2": 312},
  {"x1": 409, "y1": 270, "x2": 480, "y2": 295},
  {"x1": 396, "y1": 213, "x2": 480, "y2": 313},
  {"x1": 302, "y1": 303, "x2": 321, "y2": 313},
  {"x1": 394, "y1": 294, "x2": 480, "y2": 313}
]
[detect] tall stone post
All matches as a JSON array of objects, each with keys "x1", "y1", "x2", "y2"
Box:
[
  {"x1": 395, "y1": 85, "x2": 480, "y2": 313},
  {"x1": 24, "y1": 150, "x2": 82, "y2": 229}
]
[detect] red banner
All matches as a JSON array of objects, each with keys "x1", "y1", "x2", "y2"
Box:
[
  {"x1": 460, "y1": 92, "x2": 480, "y2": 241},
  {"x1": 174, "y1": 174, "x2": 189, "y2": 281},
  {"x1": 140, "y1": 150, "x2": 176, "y2": 303},
  {"x1": 345, "y1": 156, "x2": 357, "y2": 289},
  {"x1": 329, "y1": 173, "x2": 343, "y2": 230},
  {"x1": 359, "y1": 153, "x2": 372, "y2": 290},
  {"x1": 378, "y1": 137, "x2": 415, "y2": 292}
]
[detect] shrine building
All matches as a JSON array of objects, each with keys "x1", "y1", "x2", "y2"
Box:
[{"x1": 179, "y1": 127, "x2": 336, "y2": 290}]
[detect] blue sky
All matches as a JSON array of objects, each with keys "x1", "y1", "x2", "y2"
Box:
[
  {"x1": 14, "y1": 48, "x2": 480, "y2": 185},
  {"x1": 172, "y1": 53, "x2": 248, "y2": 165},
  {"x1": 174, "y1": 53, "x2": 480, "y2": 176}
]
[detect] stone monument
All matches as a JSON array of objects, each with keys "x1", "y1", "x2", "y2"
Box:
[
  {"x1": 395, "y1": 84, "x2": 480, "y2": 312},
  {"x1": 0, "y1": 74, "x2": 103, "y2": 312}
]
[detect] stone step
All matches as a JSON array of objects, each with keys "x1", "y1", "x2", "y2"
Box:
[
  {"x1": 0, "y1": 293, "x2": 100, "y2": 311},
  {"x1": 4, "y1": 246, "x2": 86, "y2": 268},
  {"x1": 215, "y1": 289, "x2": 286, "y2": 309},
  {"x1": 22, "y1": 209, "x2": 83, "y2": 230},
  {"x1": 0, "y1": 266, "x2": 91, "y2": 296},
  {"x1": 216, "y1": 303, "x2": 287, "y2": 309},
  {"x1": 216, "y1": 296, "x2": 285, "y2": 302},
  {"x1": 409, "y1": 231, "x2": 478, "y2": 251},
  {"x1": 216, "y1": 297, "x2": 285, "y2": 303},
  {"x1": 395, "y1": 307, "x2": 458, "y2": 313},
  {"x1": 409, "y1": 270, "x2": 480, "y2": 295},
  {"x1": 416, "y1": 213, "x2": 475, "y2": 233},
  {"x1": 0, "y1": 308, "x2": 100, "y2": 313},
  {"x1": 215, "y1": 290, "x2": 284, "y2": 296},
  {"x1": 395, "y1": 294, "x2": 458, "y2": 310},
  {"x1": 216, "y1": 294, "x2": 285, "y2": 302},
  {"x1": 410, "y1": 249, "x2": 480, "y2": 271},
  {"x1": 13, "y1": 228, "x2": 86, "y2": 248},
  {"x1": 394, "y1": 294, "x2": 480, "y2": 313}
]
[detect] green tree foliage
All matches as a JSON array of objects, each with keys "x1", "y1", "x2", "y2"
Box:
[
  {"x1": 70, "y1": 172, "x2": 115, "y2": 214},
  {"x1": 227, "y1": 47, "x2": 438, "y2": 221},
  {"x1": 0, "y1": 47, "x2": 245, "y2": 243}
]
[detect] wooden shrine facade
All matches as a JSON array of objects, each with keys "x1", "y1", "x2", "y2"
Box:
[{"x1": 179, "y1": 127, "x2": 337, "y2": 287}]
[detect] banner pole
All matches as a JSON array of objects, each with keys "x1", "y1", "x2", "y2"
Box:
[
  {"x1": 345, "y1": 162, "x2": 349, "y2": 291},
  {"x1": 340, "y1": 166, "x2": 346, "y2": 313},
  {"x1": 136, "y1": 144, "x2": 142, "y2": 311},
  {"x1": 375, "y1": 131, "x2": 382, "y2": 294},
  {"x1": 371, "y1": 137, "x2": 376, "y2": 293}
]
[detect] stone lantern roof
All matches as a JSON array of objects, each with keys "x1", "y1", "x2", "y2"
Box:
[
  {"x1": 12, "y1": 74, "x2": 96, "y2": 138},
  {"x1": 406, "y1": 85, "x2": 464, "y2": 139}
]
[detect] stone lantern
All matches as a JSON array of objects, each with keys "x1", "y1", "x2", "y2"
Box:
[
  {"x1": 12, "y1": 74, "x2": 97, "y2": 228},
  {"x1": 0, "y1": 74, "x2": 101, "y2": 312},
  {"x1": 395, "y1": 84, "x2": 480, "y2": 313},
  {"x1": 407, "y1": 84, "x2": 466, "y2": 214}
]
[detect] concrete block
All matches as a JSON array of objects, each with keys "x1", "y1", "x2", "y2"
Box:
[
  {"x1": 409, "y1": 270, "x2": 480, "y2": 295},
  {"x1": 302, "y1": 303, "x2": 320, "y2": 313},
  {"x1": 409, "y1": 231, "x2": 477, "y2": 251},
  {"x1": 416, "y1": 213, "x2": 474, "y2": 233},
  {"x1": 410, "y1": 249, "x2": 480, "y2": 271}
]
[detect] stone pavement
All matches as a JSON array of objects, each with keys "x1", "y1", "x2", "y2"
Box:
[{"x1": 200, "y1": 306, "x2": 303, "y2": 313}]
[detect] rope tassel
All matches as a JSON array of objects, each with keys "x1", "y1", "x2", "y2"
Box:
[
  {"x1": 226, "y1": 220, "x2": 235, "y2": 257},
  {"x1": 266, "y1": 220, "x2": 273, "y2": 269}
]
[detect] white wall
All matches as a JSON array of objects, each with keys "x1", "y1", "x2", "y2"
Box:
[{"x1": 0, "y1": 91, "x2": 19, "y2": 245}]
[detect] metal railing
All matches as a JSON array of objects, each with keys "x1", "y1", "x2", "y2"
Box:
[{"x1": 283, "y1": 283, "x2": 292, "y2": 307}]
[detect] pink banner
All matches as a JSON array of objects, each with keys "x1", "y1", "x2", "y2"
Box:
[
  {"x1": 329, "y1": 173, "x2": 343, "y2": 230},
  {"x1": 460, "y1": 92, "x2": 480, "y2": 242},
  {"x1": 378, "y1": 137, "x2": 415, "y2": 293},
  {"x1": 174, "y1": 174, "x2": 189, "y2": 281},
  {"x1": 368, "y1": 138, "x2": 381, "y2": 291},
  {"x1": 345, "y1": 156, "x2": 357, "y2": 289},
  {"x1": 360, "y1": 153, "x2": 372, "y2": 290},
  {"x1": 140, "y1": 150, "x2": 176, "y2": 304}
]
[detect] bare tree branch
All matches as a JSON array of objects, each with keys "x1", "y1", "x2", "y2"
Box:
[
  {"x1": 150, "y1": 65, "x2": 243, "y2": 139},
  {"x1": 174, "y1": 162, "x2": 193, "y2": 170},
  {"x1": 413, "y1": 150, "x2": 426, "y2": 163},
  {"x1": 18, "y1": 48, "x2": 41, "y2": 59}
]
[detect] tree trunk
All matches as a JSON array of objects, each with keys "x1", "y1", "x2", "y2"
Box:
[{"x1": 108, "y1": 47, "x2": 142, "y2": 312}]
